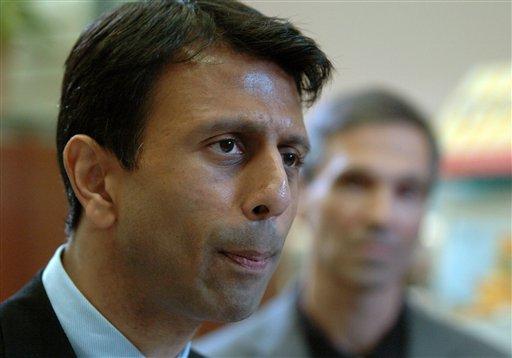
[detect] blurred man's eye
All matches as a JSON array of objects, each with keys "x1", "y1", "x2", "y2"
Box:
[
  {"x1": 396, "y1": 182, "x2": 425, "y2": 200},
  {"x1": 336, "y1": 173, "x2": 371, "y2": 191}
]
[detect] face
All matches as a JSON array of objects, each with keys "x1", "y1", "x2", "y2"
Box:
[
  {"x1": 111, "y1": 47, "x2": 306, "y2": 322},
  {"x1": 306, "y1": 122, "x2": 432, "y2": 290}
]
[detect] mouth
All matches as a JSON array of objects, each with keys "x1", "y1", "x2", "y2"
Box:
[
  {"x1": 219, "y1": 250, "x2": 273, "y2": 271},
  {"x1": 357, "y1": 241, "x2": 393, "y2": 260}
]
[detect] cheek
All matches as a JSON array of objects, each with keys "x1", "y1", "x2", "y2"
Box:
[
  {"x1": 394, "y1": 203, "x2": 425, "y2": 241},
  {"x1": 317, "y1": 193, "x2": 364, "y2": 233},
  {"x1": 308, "y1": 201, "x2": 349, "y2": 264},
  {"x1": 159, "y1": 164, "x2": 237, "y2": 219},
  {"x1": 280, "y1": 197, "x2": 299, "y2": 234},
  {"x1": 118, "y1": 166, "x2": 237, "y2": 252}
]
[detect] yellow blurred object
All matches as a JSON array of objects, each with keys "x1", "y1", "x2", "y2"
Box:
[
  {"x1": 466, "y1": 236, "x2": 512, "y2": 317},
  {"x1": 436, "y1": 63, "x2": 512, "y2": 177}
]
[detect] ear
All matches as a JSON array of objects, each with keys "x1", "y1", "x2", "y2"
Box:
[
  {"x1": 63, "y1": 135, "x2": 117, "y2": 230},
  {"x1": 297, "y1": 177, "x2": 311, "y2": 222}
]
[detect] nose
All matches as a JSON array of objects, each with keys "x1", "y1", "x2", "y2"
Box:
[
  {"x1": 367, "y1": 186, "x2": 394, "y2": 229},
  {"x1": 242, "y1": 150, "x2": 292, "y2": 221}
]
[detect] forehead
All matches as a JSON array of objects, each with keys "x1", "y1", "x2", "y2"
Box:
[
  {"x1": 324, "y1": 122, "x2": 432, "y2": 180},
  {"x1": 144, "y1": 46, "x2": 303, "y2": 137}
]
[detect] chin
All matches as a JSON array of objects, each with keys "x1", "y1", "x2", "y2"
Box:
[
  {"x1": 338, "y1": 269, "x2": 395, "y2": 291},
  {"x1": 351, "y1": 279, "x2": 389, "y2": 291},
  {"x1": 224, "y1": 305, "x2": 258, "y2": 322},
  {"x1": 204, "y1": 299, "x2": 260, "y2": 323}
]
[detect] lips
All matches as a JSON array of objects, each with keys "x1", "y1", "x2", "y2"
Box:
[
  {"x1": 220, "y1": 250, "x2": 273, "y2": 271},
  {"x1": 357, "y1": 241, "x2": 393, "y2": 260}
]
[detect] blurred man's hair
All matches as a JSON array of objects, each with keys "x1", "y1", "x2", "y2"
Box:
[
  {"x1": 303, "y1": 89, "x2": 440, "y2": 183},
  {"x1": 56, "y1": 0, "x2": 332, "y2": 235}
]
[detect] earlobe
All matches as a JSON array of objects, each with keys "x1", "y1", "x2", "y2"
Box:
[
  {"x1": 85, "y1": 195, "x2": 116, "y2": 229},
  {"x1": 296, "y1": 181, "x2": 310, "y2": 222},
  {"x1": 63, "y1": 135, "x2": 117, "y2": 230}
]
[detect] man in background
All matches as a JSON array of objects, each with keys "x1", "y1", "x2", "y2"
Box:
[
  {"x1": 194, "y1": 89, "x2": 507, "y2": 357},
  {"x1": 0, "y1": 1, "x2": 331, "y2": 356}
]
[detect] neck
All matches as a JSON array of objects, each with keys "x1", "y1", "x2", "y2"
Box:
[
  {"x1": 62, "y1": 224, "x2": 199, "y2": 357},
  {"x1": 301, "y1": 262, "x2": 404, "y2": 355}
]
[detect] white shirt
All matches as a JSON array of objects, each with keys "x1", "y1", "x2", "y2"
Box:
[{"x1": 42, "y1": 245, "x2": 192, "y2": 358}]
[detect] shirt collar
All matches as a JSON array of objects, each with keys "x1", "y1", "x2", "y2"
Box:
[
  {"x1": 295, "y1": 292, "x2": 408, "y2": 358},
  {"x1": 43, "y1": 244, "x2": 191, "y2": 358}
]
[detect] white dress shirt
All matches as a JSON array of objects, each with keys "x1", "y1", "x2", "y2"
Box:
[{"x1": 43, "y1": 245, "x2": 191, "y2": 358}]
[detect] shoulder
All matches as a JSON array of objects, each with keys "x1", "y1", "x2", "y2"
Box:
[
  {"x1": 407, "y1": 302, "x2": 508, "y2": 357},
  {"x1": 0, "y1": 272, "x2": 75, "y2": 357},
  {"x1": 194, "y1": 289, "x2": 309, "y2": 357},
  {"x1": 189, "y1": 348, "x2": 207, "y2": 358},
  {"x1": 1, "y1": 273, "x2": 47, "y2": 335}
]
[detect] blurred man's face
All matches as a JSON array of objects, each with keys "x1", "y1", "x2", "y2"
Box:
[
  {"x1": 113, "y1": 47, "x2": 306, "y2": 322},
  {"x1": 307, "y1": 122, "x2": 432, "y2": 290}
]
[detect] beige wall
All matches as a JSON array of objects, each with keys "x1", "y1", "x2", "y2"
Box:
[
  {"x1": 3, "y1": 1, "x2": 510, "y2": 129},
  {"x1": 247, "y1": 0, "x2": 511, "y2": 116}
]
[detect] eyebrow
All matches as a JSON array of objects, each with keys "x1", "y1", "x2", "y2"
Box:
[
  {"x1": 339, "y1": 167, "x2": 430, "y2": 186},
  {"x1": 192, "y1": 116, "x2": 310, "y2": 153}
]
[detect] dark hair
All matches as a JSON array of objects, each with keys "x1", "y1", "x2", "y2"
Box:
[
  {"x1": 303, "y1": 89, "x2": 440, "y2": 183},
  {"x1": 56, "y1": 0, "x2": 332, "y2": 235}
]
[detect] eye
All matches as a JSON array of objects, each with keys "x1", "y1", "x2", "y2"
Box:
[
  {"x1": 210, "y1": 138, "x2": 243, "y2": 155},
  {"x1": 336, "y1": 173, "x2": 372, "y2": 191},
  {"x1": 397, "y1": 182, "x2": 426, "y2": 201},
  {"x1": 280, "y1": 150, "x2": 303, "y2": 168}
]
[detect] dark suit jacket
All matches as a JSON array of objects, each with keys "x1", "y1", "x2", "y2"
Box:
[
  {"x1": 194, "y1": 288, "x2": 508, "y2": 357},
  {"x1": 0, "y1": 272, "x2": 204, "y2": 358}
]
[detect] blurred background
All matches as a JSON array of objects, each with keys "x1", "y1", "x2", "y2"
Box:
[{"x1": 1, "y1": 0, "x2": 510, "y2": 352}]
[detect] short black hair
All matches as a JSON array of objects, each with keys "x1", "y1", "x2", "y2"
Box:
[
  {"x1": 56, "y1": 0, "x2": 333, "y2": 235},
  {"x1": 303, "y1": 88, "x2": 440, "y2": 183}
]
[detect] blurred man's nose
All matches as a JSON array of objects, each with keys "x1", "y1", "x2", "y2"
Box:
[
  {"x1": 241, "y1": 150, "x2": 291, "y2": 221},
  {"x1": 366, "y1": 186, "x2": 394, "y2": 228}
]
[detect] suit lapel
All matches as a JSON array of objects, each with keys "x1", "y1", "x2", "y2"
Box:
[{"x1": 1, "y1": 271, "x2": 76, "y2": 357}]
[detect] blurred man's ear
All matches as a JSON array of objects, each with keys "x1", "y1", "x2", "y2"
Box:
[
  {"x1": 63, "y1": 135, "x2": 118, "y2": 230},
  {"x1": 297, "y1": 177, "x2": 311, "y2": 223}
]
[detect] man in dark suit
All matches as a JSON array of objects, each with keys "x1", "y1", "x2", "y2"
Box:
[
  {"x1": 195, "y1": 90, "x2": 508, "y2": 357},
  {"x1": 0, "y1": 1, "x2": 332, "y2": 356}
]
